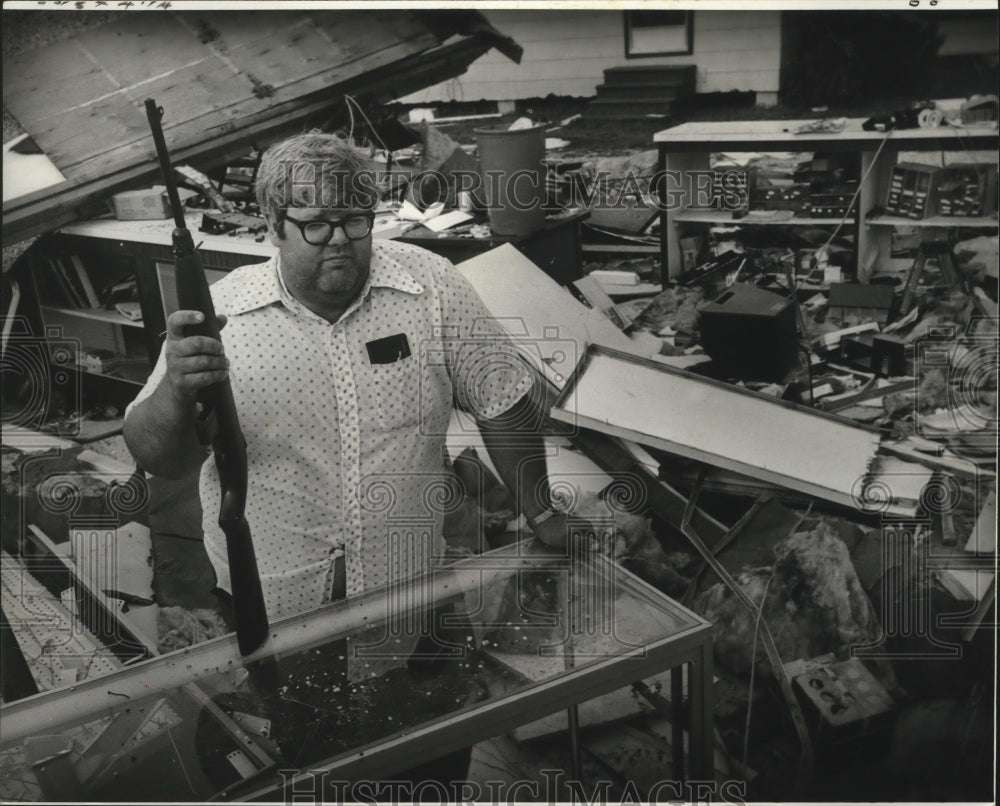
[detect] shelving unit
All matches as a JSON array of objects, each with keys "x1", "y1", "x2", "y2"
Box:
[
  {"x1": 14, "y1": 207, "x2": 592, "y2": 416},
  {"x1": 39, "y1": 306, "x2": 144, "y2": 328},
  {"x1": 26, "y1": 240, "x2": 153, "y2": 396},
  {"x1": 867, "y1": 214, "x2": 1000, "y2": 229},
  {"x1": 675, "y1": 209, "x2": 851, "y2": 227},
  {"x1": 14, "y1": 214, "x2": 275, "y2": 412},
  {"x1": 653, "y1": 118, "x2": 999, "y2": 285}
]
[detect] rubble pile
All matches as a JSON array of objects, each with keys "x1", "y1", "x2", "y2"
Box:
[{"x1": 695, "y1": 523, "x2": 882, "y2": 678}]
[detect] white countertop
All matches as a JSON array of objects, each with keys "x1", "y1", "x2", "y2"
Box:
[
  {"x1": 59, "y1": 212, "x2": 278, "y2": 257},
  {"x1": 653, "y1": 117, "x2": 998, "y2": 144}
]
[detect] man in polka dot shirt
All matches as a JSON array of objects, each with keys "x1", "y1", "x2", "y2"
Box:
[{"x1": 123, "y1": 133, "x2": 583, "y2": 632}]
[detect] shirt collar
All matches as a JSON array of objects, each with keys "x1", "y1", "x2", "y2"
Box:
[{"x1": 224, "y1": 242, "x2": 424, "y2": 317}]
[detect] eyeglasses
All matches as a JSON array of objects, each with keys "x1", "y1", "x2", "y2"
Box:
[{"x1": 281, "y1": 211, "x2": 375, "y2": 245}]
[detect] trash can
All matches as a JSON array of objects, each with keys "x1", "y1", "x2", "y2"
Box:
[{"x1": 474, "y1": 124, "x2": 547, "y2": 237}]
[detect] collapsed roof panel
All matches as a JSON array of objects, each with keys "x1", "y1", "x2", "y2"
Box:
[{"x1": 2, "y1": 10, "x2": 519, "y2": 245}]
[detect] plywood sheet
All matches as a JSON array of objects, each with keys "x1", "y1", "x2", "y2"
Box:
[
  {"x1": 456, "y1": 244, "x2": 641, "y2": 388},
  {"x1": 3, "y1": 12, "x2": 434, "y2": 180},
  {"x1": 552, "y1": 347, "x2": 881, "y2": 509}
]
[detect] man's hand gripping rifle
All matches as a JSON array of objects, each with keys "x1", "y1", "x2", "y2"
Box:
[{"x1": 144, "y1": 98, "x2": 269, "y2": 655}]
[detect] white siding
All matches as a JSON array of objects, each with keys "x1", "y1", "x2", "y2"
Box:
[{"x1": 402, "y1": 10, "x2": 781, "y2": 104}]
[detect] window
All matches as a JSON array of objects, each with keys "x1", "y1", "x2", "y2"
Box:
[{"x1": 624, "y1": 11, "x2": 693, "y2": 58}]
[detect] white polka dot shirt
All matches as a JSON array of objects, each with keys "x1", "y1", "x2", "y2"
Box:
[{"x1": 128, "y1": 240, "x2": 533, "y2": 621}]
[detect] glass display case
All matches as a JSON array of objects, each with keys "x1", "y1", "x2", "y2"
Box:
[{"x1": 1, "y1": 480, "x2": 713, "y2": 802}]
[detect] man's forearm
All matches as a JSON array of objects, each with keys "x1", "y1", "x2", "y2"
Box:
[
  {"x1": 122, "y1": 376, "x2": 208, "y2": 479},
  {"x1": 477, "y1": 383, "x2": 553, "y2": 523}
]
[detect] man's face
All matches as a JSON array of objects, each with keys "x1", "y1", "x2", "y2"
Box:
[{"x1": 268, "y1": 206, "x2": 374, "y2": 318}]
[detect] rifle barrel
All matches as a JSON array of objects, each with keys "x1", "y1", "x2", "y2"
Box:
[{"x1": 144, "y1": 98, "x2": 187, "y2": 230}]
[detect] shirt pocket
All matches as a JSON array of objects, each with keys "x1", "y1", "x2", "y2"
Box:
[
  {"x1": 370, "y1": 353, "x2": 455, "y2": 432},
  {"x1": 370, "y1": 356, "x2": 419, "y2": 430}
]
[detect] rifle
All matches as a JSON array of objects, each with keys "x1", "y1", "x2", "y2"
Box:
[{"x1": 144, "y1": 98, "x2": 269, "y2": 655}]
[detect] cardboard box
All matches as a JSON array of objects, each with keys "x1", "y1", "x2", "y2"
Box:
[{"x1": 111, "y1": 188, "x2": 172, "y2": 220}]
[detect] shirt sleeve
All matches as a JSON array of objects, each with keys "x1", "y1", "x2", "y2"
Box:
[
  {"x1": 437, "y1": 264, "x2": 534, "y2": 422},
  {"x1": 123, "y1": 343, "x2": 168, "y2": 421}
]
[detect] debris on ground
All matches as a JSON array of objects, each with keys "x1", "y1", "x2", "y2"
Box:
[
  {"x1": 694, "y1": 522, "x2": 883, "y2": 679},
  {"x1": 157, "y1": 606, "x2": 229, "y2": 652}
]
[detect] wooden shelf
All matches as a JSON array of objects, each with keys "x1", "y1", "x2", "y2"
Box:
[
  {"x1": 41, "y1": 305, "x2": 143, "y2": 328},
  {"x1": 654, "y1": 117, "x2": 1000, "y2": 151},
  {"x1": 654, "y1": 118, "x2": 999, "y2": 284},
  {"x1": 70, "y1": 363, "x2": 147, "y2": 385},
  {"x1": 59, "y1": 212, "x2": 276, "y2": 258},
  {"x1": 675, "y1": 209, "x2": 851, "y2": 226},
  {"x1": 866, "y1": 214, "x2": 999, "y2": 229}
]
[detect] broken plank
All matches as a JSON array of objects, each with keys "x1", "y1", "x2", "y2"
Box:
[
  {"x1": 457, "y1": 244, "x2": 642, "y2": 389},
  {"x1": 554, "y1": 346, "x2": 882, "y2": 511},
  {"x1": 966, "y1": 484, "x2": 996, "y2": 554},
  {"x1": 880, "y1": 440, "x2": 993, "y2": 480},
  {"x1": 573, "y1": 275, "x2": 632, "y2": 331}
]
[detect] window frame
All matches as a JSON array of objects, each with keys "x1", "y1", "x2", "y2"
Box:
[{"x1": 623, "y1": 10, "x2": 694, "y2": 59}]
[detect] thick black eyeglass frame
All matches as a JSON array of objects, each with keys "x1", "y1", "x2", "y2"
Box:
[{"x1": 280, "y1": 210, "x2": 376, "y2": 244}]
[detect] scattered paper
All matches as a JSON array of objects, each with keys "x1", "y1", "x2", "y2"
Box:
[
  {"x1": 398, "y1": 199, "x2": 444, "y2": 222},
  {"x1": 508, "y1": 117, "x2": 535, "y2": 131},
  {"x1": 817, "y1": 322, "x2": 879, "y2": 349},
  {"x1": 423, "y1": 210, "x2": 473, "y2": 233},
  {"x1": 114, "y1": 301, "x2": 143, "y2": 321},
  {"x1": 966, "y1": 486, "x2": 996, "y2": 553},
  {"x1": 590, "y1": 270, "x2": 639, "y2": 286},
  {"x1": 882, "y1": 306, "x2": 920, "y2": 333}
]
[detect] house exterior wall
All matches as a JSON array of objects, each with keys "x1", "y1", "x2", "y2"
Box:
[{"x1": 400, "y1": 9, "x2": 782, "y2": 104}]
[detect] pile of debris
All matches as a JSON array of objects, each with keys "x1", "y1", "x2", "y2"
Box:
[{"x1": 440, "y1": 218, "x2": 996, "y2": 798}]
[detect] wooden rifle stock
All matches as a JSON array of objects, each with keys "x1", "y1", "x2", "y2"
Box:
[{"x1": 144, "y1": 98, "x2": 269, "y2": 655}]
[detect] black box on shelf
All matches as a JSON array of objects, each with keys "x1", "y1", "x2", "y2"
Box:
[
  {"x1": 872, "y1": 333, "x2": 908, "y2": 377},
  {"x1": 840, "y1": 331, "x2": 876, "y2": 370},
  {"x1": 936, "y1": 164, "x2": 997, "y2": 218},
  {"x1": 699, "y1": 284, "x2": 800, "y2": 382},
  {"x1": 885, "y1": 163, "x2": 942, "y2": 218},
  {"x1": 750, "y1": 183, "x2": 811, "y2": 214},
  {"x1": 677, "y1": 249, "x2": 747, "y2": 290}
]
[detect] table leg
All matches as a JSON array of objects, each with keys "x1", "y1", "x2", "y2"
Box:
[
  {"x1": 687, "y1": 643, "x2": 714, "y2": 782},
  {"x1": 567, "y1": 704, "x2": 582, "y2": 782},
  {"x1": 671, "y1": 666, "x2": 684, "y2": 781},
  {"x1": 657, "y1": 146, "x2": 669, "y2": 287}
]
